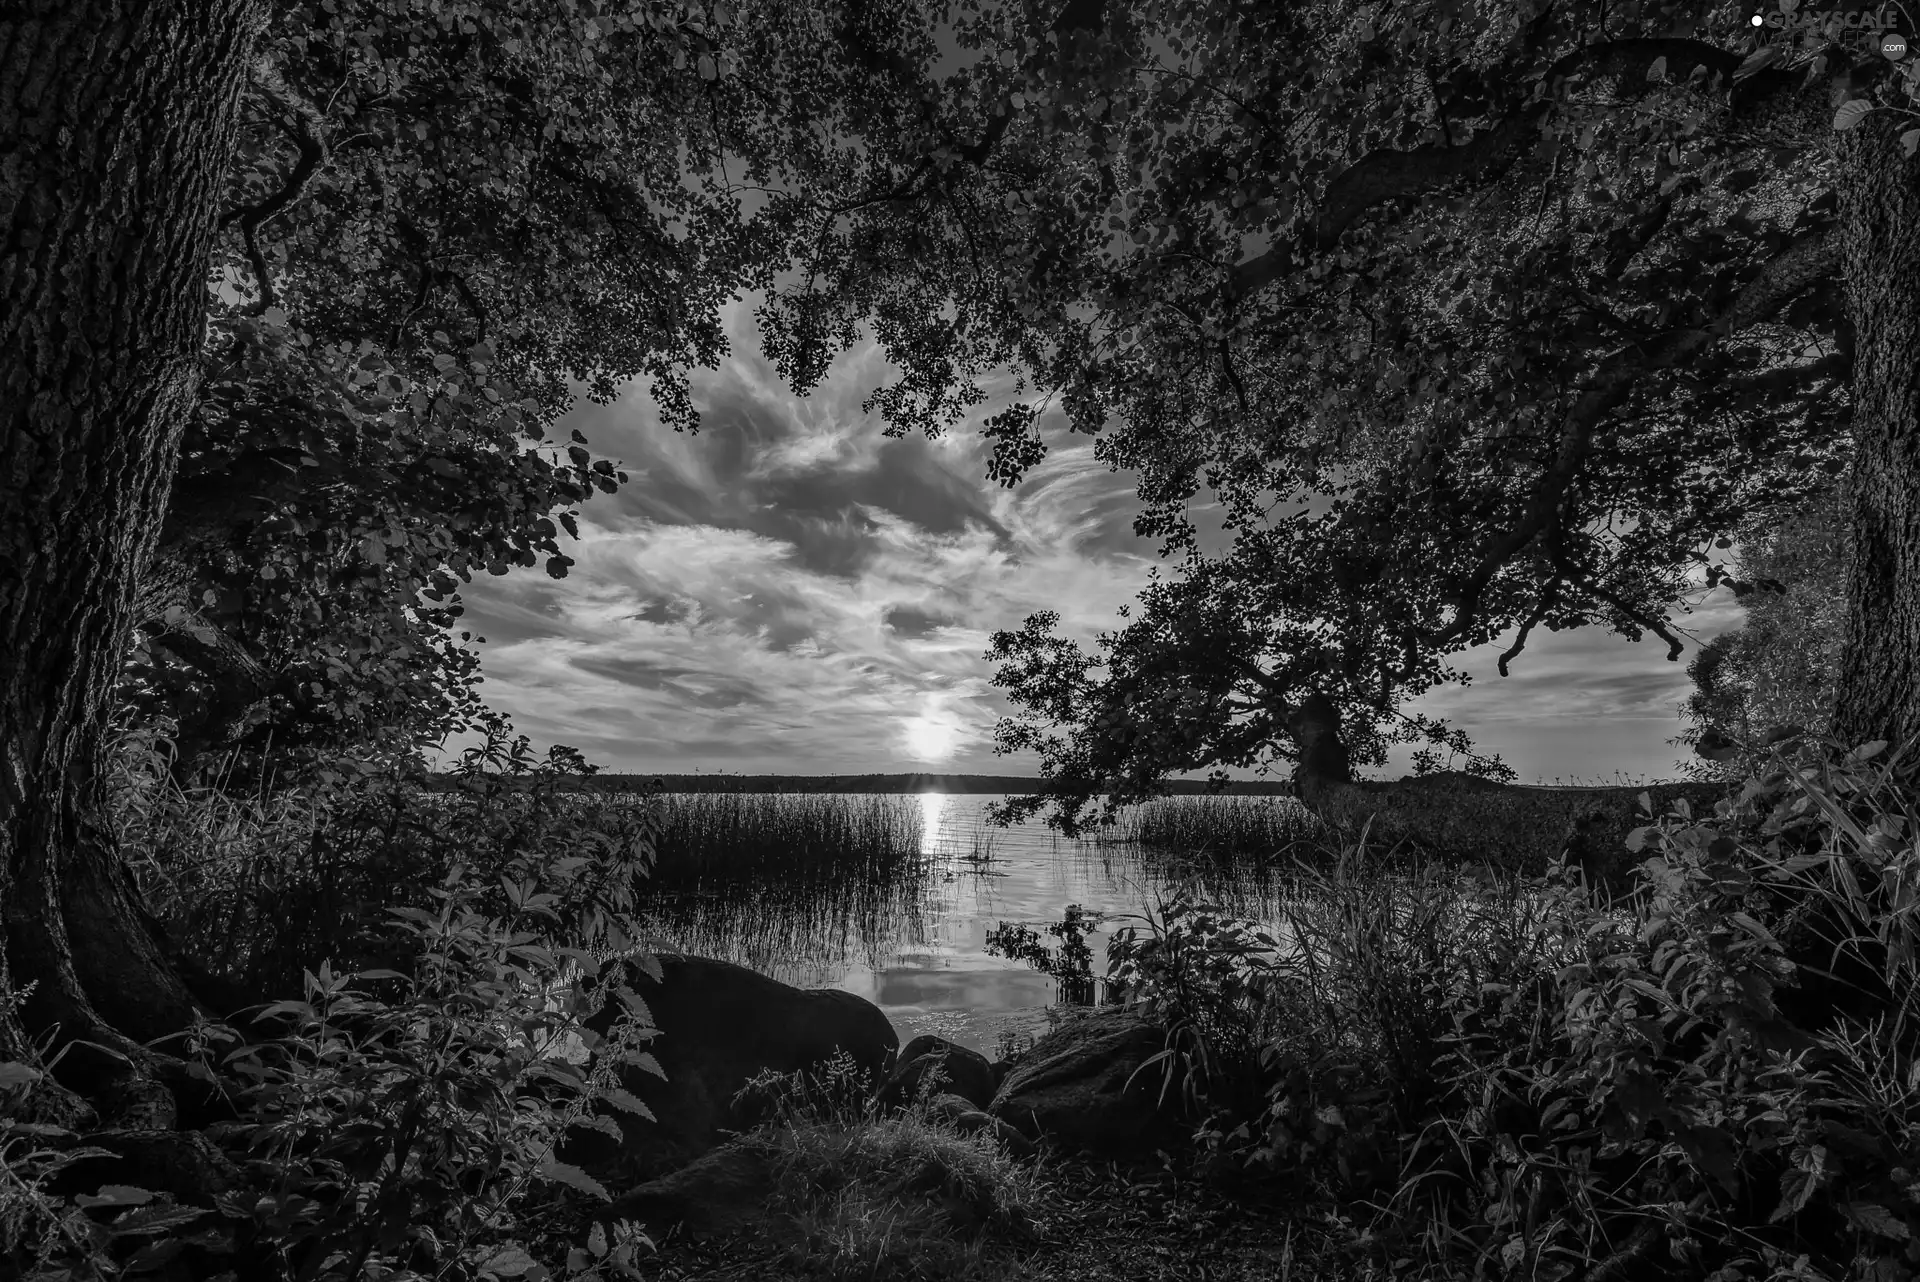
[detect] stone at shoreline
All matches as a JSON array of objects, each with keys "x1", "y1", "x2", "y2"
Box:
[
  {"x1": 926, "y1": 1092, "x2": 1038, "y2": 1159},
  {"x1": 563, "y1": 954, "x2": 898, "y2": 1183},
  {"x1": 878, "y1": 1035, "x2": 998, "y2": 1113},
  {"x1": 599, "y1": 1139, "x2": 787, "y2": 1241},
  {"x1": 988, "y1": 1008, "x2": 1184, "y2": 1155}
]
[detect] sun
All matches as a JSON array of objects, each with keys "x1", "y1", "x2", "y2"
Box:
[{"x1": 901, "y1": 715, "x2": 960, "y2": 764}]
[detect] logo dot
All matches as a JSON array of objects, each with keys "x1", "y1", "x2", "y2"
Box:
[{"x1": 1750, "y1": 12, "x2": 1764, "y2": 23}]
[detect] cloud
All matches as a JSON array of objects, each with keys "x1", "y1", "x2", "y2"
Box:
[{"x1": 443, "y1": 298, "x2": 1754, "y2": 784}]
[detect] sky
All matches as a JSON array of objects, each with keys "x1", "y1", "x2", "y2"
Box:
[{"x1": 439, "y1": 296, "x2": 1752, "y2": 786}]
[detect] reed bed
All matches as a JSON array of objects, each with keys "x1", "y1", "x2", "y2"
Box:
[
  {"x1": 1099, "y1": 795, "x2": 1316, "y2": 857},
  {"x1": 628, "y1": 791, "x2": 940, "y2": 972}
]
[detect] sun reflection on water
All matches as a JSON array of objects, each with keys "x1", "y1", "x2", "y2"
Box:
[{"x1": 917, "y1": 790, "x2": 948, "y2": 857}]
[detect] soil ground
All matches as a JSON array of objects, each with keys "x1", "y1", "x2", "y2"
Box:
[{"x1": 624, "y1": 1145, "x2": 1327, "y2": 1282}]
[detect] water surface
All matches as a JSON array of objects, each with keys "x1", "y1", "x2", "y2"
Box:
[{"x1": 630, "y1": 791, "x2": 1307, "y2": 1058}]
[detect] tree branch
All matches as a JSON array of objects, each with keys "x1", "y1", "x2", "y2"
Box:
[
  {"x1": 1437, "y1": 223, "x2": 1839, "y2": 649},
  {"x1": 1225, "y1": 38, "x2": 1754, "y2": 302}
]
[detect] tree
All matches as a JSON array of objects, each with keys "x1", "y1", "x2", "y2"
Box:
[
  {"x1": 0, "y1": 0, "x2": 949, "y2": 1123},
  {"x1": 1, "y1": 0, "x2": 268, "y2": 1124},
  {"x1": 117, "y1": 0, "x2": 767, "y2": 784},
  {"x1": 745, "y1": 0, "x2": 1919, "y2": 832}
]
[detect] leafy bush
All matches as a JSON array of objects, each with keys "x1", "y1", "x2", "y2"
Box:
[
  {"x1": 5, "y1": 720, "x2": 668, "y2": 1282},
  {"x1": 1075, "y1": 731, "x2": 1920, "y2": 1282},
  {"x1": 111, "y1": 712, "x2": 659, "y2": 1005}
]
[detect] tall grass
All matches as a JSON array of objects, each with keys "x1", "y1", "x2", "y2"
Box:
[
  {"x1": 1095, "y1": 734, "x2": 1920, "y2": 1281},
  {"x1": 1098, "y1": 794, "x2": 1316, "y2": 857},
  {"x1": 626, "y1": 792, "x2": 938, "y2": 972}
]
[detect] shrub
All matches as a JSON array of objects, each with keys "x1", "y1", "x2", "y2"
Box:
[
  {"x1": 1061, "y1": 732, "x2": 1920, "y2": 1281},
  {"x1": 5, "y1": 718, "x2": 667, "y2": 1282}
]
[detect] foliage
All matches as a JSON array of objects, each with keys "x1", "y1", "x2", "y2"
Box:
[
  {"x1": 4, "y1": 718, "x2": 673, "y2": 1281},
  {"x1": 736, "y1": 0, "x2": 1912, "y2": 826},
  {"x1": 111, "y1": 712, "x2": 659, "y2": 1004},
  {"x1": 1673, "y1": 480, "x2": 1848, "y2": 783},
  {"x1": 1064, "y1": 729, "x2": 1920, "y2": 1281},
  {"x1": 126, "y1": 0, "x2": 973, "y2": 782}
]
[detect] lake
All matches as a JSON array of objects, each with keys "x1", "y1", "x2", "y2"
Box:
[{"x1": 626, "y1": 791, "x2": 1315, "y2": 1059}]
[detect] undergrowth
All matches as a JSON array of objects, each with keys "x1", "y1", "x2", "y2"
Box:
[
  {"x1": 1071, "y1": 728, "x2": 1920, "y2": 1282},
  {"x1": 3, "y1": 716, "x2": 668, "y2": 1282}
]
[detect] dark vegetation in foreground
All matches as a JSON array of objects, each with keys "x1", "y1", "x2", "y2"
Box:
[{"x1": 4, "y1": 719, "x2": 1917, "y2": 1281}]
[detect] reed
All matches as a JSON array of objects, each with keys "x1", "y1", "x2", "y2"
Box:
[{"x1": 628, "y1": 791, "x2": 938, "y2": 973}]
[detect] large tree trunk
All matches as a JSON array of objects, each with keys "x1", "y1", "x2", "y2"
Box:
[
  {"x1": 1831, "y1": 110, "x2": 1920, "y2": 765},
  {"x1": 0, "y1": 0, "x2": 262, "y2": 1118}
]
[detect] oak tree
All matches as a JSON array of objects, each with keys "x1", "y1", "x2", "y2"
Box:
[
  {"x1": 0, "y1": 0, "x2": 926, "y2": 1124},
  {"x1": 750, "y1": 0, "x2": 1918, "y2": 833}
]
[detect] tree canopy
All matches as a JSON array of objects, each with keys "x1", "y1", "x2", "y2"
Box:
[
  {"x1": 730, "y1": 0, "x2": 1914, "y2": 831},
  {"x1": 121, "y1": 0, "x2": 935, "y2": 780}
]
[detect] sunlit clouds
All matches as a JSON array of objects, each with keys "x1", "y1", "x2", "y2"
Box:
[{"x1": 443, "y1": 296, "x2": 1751, "y2": 784}]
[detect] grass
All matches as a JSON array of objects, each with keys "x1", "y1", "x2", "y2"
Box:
[{"x1": 631, "y1": 792, "x2": 939, "y2": 971}]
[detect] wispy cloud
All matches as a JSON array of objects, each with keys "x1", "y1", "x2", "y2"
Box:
[{"x1": 446, "y1": 300, "x2": 1751, "y2": 783}]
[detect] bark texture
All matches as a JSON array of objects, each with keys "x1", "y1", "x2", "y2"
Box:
[
  {"x1": 1832, "y1": 112, "x2": 1920, "y2": 765},
  {"x1": 0, "y1": 0, "x2": 262, "y2": 1111}
]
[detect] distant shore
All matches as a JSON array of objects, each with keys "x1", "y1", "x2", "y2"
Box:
[
  {"x1": 427, "y1": 769, "x2": 1667, "y2": 796},
  {"x1": 515, "y1": 772, "x2": 1301, "y2": 796}
]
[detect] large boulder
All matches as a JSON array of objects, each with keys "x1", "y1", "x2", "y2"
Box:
[
  {"x1": 987, "y1": 1008, "x2": 1184, "y2": 1155},
  {"x1": 562, "y1": 954, "x2": 898, "y2": 1182},
  {"x1": 877, "y1": 1035, "x2": 998, "y2": 1113}
]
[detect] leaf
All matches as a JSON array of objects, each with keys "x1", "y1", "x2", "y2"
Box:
[
  {"x1": 479, "y1": 1244, "x2": 545, "y2": 1278},
  {"x1": 0, "y1": 1062, "x2": 42, "y2": 1089},
  {"x1": 1902, "y1": 129, "x2": 1920, "y2": 157},
  {"x1": 697, "y1": 53, "x2": 717, "y2": 80},
  {"x1": 105, "y1": 1203, "x2": 211, "y2": 1236},
  {"x1": 537, "y1": 1159, "x2": 610, "y2": 1201},
  {"x1": 75, "y1": 1185, "x2": 155, "y2": 1209},
  {"x1": 1847, "y1": 739, "x2": 1888, "y2": 761},
  {"x1": 1773, "y1": 1147, "x2": 1827, "y2": 1221},
  {"x1": 1840, "y1": 1201, "x2": 1912, "y2": 1240},
  {"x1": 1834, "y1": 99, "x2": 1874, "y2": 130},
  {"x1": 1647, "y1": 55, "x2": 1667, "y2": 80},
  {"x1": 1735, "y1": 44, "x2": 1780, "y2": 81},
  {"x1": 600, "y1": 1087, "x2": 655, "y2": 1120},
  {"x1": 565, "y1": 1113, "x2": 623, "y2": 1141}
]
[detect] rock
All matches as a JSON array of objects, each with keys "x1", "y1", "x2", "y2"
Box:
[
  {"x1": 599, "y1": 1139, "x2": 788, "y2": 1241},
  {"x1": 925, "y1": 1092, "x2": 1038, "y2": 1160},
  {"x1": 877, "y1": 1035, "x2": 998, "y2": 1112},
  {"x1": 563, "y1": 954, "x2": 898, "y2": 1182},
  {"x1": 988, "y1": 1008, "x2": 1184, "y2": 1155},
  {"x1": 990, "y1": 1058, "x2": 1012, "y2": 1091}
]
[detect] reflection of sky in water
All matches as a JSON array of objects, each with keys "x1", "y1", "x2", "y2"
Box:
[{"x1": 633, "y1": 792, "x2": 1306, "y2": 1058}]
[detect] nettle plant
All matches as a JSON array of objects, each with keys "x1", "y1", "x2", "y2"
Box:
[{"x1": 1395, "y1": 733, "x2": 1920, "y2": 1282}]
